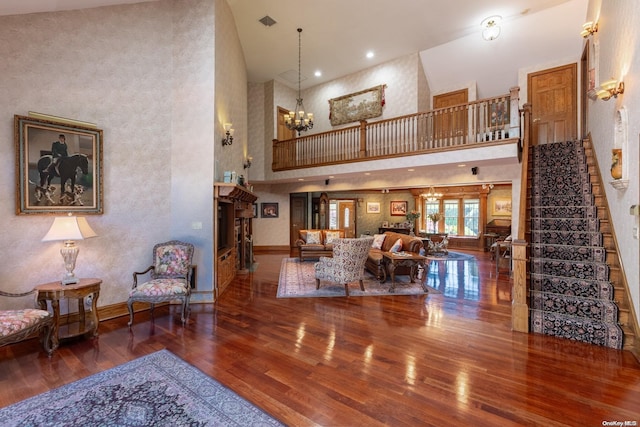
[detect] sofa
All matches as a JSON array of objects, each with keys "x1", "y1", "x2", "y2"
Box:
[
  {"x1": 296, "y1": 229, "x2": 346, "y2": 261},
  {"x1": 365, "y1": 231, "x2": 424, "y2": 281}
]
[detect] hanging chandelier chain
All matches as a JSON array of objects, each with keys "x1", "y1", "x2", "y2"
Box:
[
  {"x1": 297, "y1": 28, "x2": 302, "y2": 99},
  {"x1": 285, "y1": 27, "x2": 314, "y2": 136}
]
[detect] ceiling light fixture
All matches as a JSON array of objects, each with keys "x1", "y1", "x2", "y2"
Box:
[
  {"x1": 284, "y1": 28, "x2": 314, "y2": 136},
  {"x1": 481, "y1": 15, "x2": 502, "y2": 41},
  {"x1": 422, "y1": 186, "x2": 443, "y2": 202}
]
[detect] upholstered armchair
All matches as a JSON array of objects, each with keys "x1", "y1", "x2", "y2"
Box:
[
  {"x1": 0, "y1": 290, "x2": 55, "y2": 356},
  {"x1": 128, "y1": 240, "x2": 194, "y2": 326},
  {"x1": 314, "y1": 237, "x2": 373, "y2": 296}
]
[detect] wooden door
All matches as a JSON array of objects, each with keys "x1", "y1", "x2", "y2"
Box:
[
  {"x1": 338, "y1": 201, "x2": 356, "y2": 238},
  {"x1": 290, "y1": 194, "x2": 307, "y2": 249},
  {"x1": 277, "y1": 107, "x2": 296, "y2": 141},
  {"x1": 433, "y1": 89, "x2": 468, "y2": 142},
  {"x1": 528, "y1": 64, "x2": 577, "y2": 145}
]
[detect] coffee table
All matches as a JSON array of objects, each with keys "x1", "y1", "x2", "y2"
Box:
[{"x1": 381, "y1": 252, "x2": 429, "y2": 293}]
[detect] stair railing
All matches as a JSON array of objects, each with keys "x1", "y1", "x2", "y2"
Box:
[{"x1": 272, "y1": 87, "x2": 521, "y2": 171}]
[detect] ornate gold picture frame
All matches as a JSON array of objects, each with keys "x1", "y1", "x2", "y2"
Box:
[
  {"x1": 329, "y1": 84, "x2": 385, "y2": 126},
  {"x1": 14, "y1": 114, "x2": 103, "y2": 215}
]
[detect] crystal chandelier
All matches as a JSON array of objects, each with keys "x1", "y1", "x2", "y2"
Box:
[
  {"x1": 285, "y1": 28, "x2": 314, "y2": 136},
  {"x1": 423, "y1": 186, "x2": 443, "y2": 202}
]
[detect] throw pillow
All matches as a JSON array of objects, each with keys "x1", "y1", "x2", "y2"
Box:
[
  {"x1": 325, "y1": 231, "x2": 342, "y2": 244},
  {"x1": 306, "y1": 231, "x2": 321, "y2": 244},
  {"x1": 389, "y1": 238, "x2": 403, "y2": 253},
  {"x1": 371, "y1": 234, "x2": 386, "y2": 249}
]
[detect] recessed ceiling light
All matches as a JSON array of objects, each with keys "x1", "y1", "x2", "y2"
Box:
[
  {"x1": 298, "y1": 178, "x2": 304, "y2": 181},
  {"x1": 458, "y1": 164, "x2": 467, "y2": 167},
  {"x1": 407, "y1": 168, "x2": 415, "y2": 172},
  {"x1": 366, "y1": 51, "x2": 374, "y2": 59},
  {"x1": 364, "y1": 172, "x2": 371, "y2": 175},
  {"x1": 329, "y1": 175, "x2": 334, "y2": 178},
  {"x1": 314, "y1": 70, "x2": 322, "y2": 77}
]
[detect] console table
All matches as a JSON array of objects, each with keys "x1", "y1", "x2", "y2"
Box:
[
  {"x1": 381, "y1": 252, "x2": 429, "y2": 293},
  {"x1": 35, "y1": 278, "x2": 101, "y2": 348}
]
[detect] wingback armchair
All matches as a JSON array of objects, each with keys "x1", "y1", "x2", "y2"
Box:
[
  {"x1": 314, "y1": 237, "x2": 374, "y2": 296},
  {"x1": 128, "y1": 240, "x2": 194, "y2": 326}
]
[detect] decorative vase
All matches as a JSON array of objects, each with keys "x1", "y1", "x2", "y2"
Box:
[
  {"x1": 409, "y1": 223, "x2": 415, "y2": 237},
  {"x1": 611, "y1": 148, "x2": 622, "y2": 180}
]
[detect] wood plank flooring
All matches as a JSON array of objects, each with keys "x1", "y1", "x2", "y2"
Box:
[{"x1": 1, "y1": 250, "x2": 639, "y2": 426}]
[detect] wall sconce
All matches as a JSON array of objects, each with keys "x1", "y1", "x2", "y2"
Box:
[
  {"x1": 243, "y1": 156, "x2": 252, "y2": 169},
  {"x1": 221, "y1": 123, "x2": 234, "y2": 146},
  {"x1": 482, "y1": 183, "x2": 494, "y2": 190},
  {"x1": 381, "y1": 189, "x2": 389, "y2": 194},
  {"x1": 580, "y1": 21, "x2": 598, "y2": 38},
  {"x1": 481, "y1": 15, "x2": 501, "y2": 41},
  {"x1": 596, "y1": 79, "x2": 624, "y2": 101}
]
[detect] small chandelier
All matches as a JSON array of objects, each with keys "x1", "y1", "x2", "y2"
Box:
[
  {"x1": 285, "y1": 28, "x2": 314, "y2": 136},
  {"x1": 423, "y1": 186, "x2": 443, "y2": 202}
]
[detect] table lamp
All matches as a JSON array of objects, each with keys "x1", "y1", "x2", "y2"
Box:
[{"x1": 42, "y1": 214, "x2": 97, "y2": 285}]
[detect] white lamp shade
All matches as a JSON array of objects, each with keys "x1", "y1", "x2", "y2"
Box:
[{"x1": 42, "y1": 216, "x2": 97, "y2": 242}]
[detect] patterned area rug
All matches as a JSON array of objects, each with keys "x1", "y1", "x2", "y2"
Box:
[
  {"x1": 0, "y1": 350, "x2": 283, "y2": 426},
  {"x1": 278, "y1": 257, "x2": 440, "y2": 298}
]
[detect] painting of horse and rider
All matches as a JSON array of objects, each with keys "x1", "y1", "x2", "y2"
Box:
[{"x1": 14, "y1": 115, "x2": 103, "y2": 215}]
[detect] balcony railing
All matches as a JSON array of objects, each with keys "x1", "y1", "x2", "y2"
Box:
[{"x1": 273, "y1": 87, "x2": 521, "y2": 171}]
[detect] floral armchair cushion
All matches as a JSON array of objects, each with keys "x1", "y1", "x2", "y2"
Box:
[
  {"x1": 153, "y1": 242, "x2": 193, "y2": 279},
  {"x1": 0, "y1": 309, "x2": 51, "y2": 339}
]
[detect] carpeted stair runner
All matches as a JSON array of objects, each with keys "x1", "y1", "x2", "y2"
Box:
[{"x1": 529, "y1": 140, "x2": 623, "y2": 349}]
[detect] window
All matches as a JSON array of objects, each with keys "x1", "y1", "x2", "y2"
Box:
[
  {"x1": 463, "y1": 199, "x2": 480, "y2": 236},
  {"x1": 443, "y1": 200, "x2": 458, "y2": 234},
  {"x1": 424, "y1": 198, "x2": 480, "y2": 236},
  {"x1": 424, "y1": 201, "x2": 440, "y2": 232}
]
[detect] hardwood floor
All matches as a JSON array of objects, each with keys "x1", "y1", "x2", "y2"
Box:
[{"x1": 1, "y1": 250, "x2": 639, "y2": 426}]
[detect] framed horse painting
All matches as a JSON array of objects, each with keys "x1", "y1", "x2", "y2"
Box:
[{"x1": 14, "y1": 114, "x2": 104, "y2": 215}]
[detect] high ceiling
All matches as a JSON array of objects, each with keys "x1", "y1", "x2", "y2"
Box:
[{"x1": 1, "y1": 0, "x2": 574, "y2": 90}]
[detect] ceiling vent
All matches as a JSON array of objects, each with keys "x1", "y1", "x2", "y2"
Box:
[{"x1": 259, "y1": 15, "x2": 277, "y2": 27}]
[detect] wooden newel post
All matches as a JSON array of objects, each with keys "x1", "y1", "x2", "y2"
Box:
[
  {"x1": 359, "y1": 120, "x2": 367, "y2": 157},
  {"x1": 511, "y1": 239, "x2": 529, "y2": 332}
]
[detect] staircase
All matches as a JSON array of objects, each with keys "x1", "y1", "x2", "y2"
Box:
[{"x1": 527, "y1": 139, "x2": 635, "y2": 350}]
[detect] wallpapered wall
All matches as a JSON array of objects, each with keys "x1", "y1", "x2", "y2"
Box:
[
  {"x1": 585, "y1": 0, "x2": 640, "y2": 322},
  {"x1": 0, "y1": 0, "x2": 245, "y2": 307}
]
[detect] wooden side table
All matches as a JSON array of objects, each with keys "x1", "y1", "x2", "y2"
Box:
[{"x1": 35, "y1": 278, "x2": 102, "y2": 349}]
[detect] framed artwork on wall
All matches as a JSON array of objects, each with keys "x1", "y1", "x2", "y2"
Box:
[
  {"x1": 261, "y1": 202, "x2": 279, "y2": 218},
  {"x1": 14, "y1": 114, "x2": 103, "y2": 215},
  {"x1": 366, "y1": 202, "x2": 380, "y2": 214},
  {"x1": 492, "y1": 198, "x2": 512, "y2": 216},
  {"x1": 390, "y1": 201, "x2": 407, "y2": 216}
]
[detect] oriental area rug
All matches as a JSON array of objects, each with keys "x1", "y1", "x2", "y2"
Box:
[
  {"x1": 0, "y1": 350, "x2": 283, "y2": 427},
  {"x1": 277, "y1": 257, "x2": 442, "y2": 298}
]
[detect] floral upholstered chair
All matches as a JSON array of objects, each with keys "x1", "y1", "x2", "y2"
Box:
[
  {"x1": 0, "y1": 290, "x2": 55, "y2": 356},
  {"x1": 128, "y1": 240, "x2": 194, "y2": 326},
  {"x1": 314, "y1": 237, "x2": 374, "y2": 296}
]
